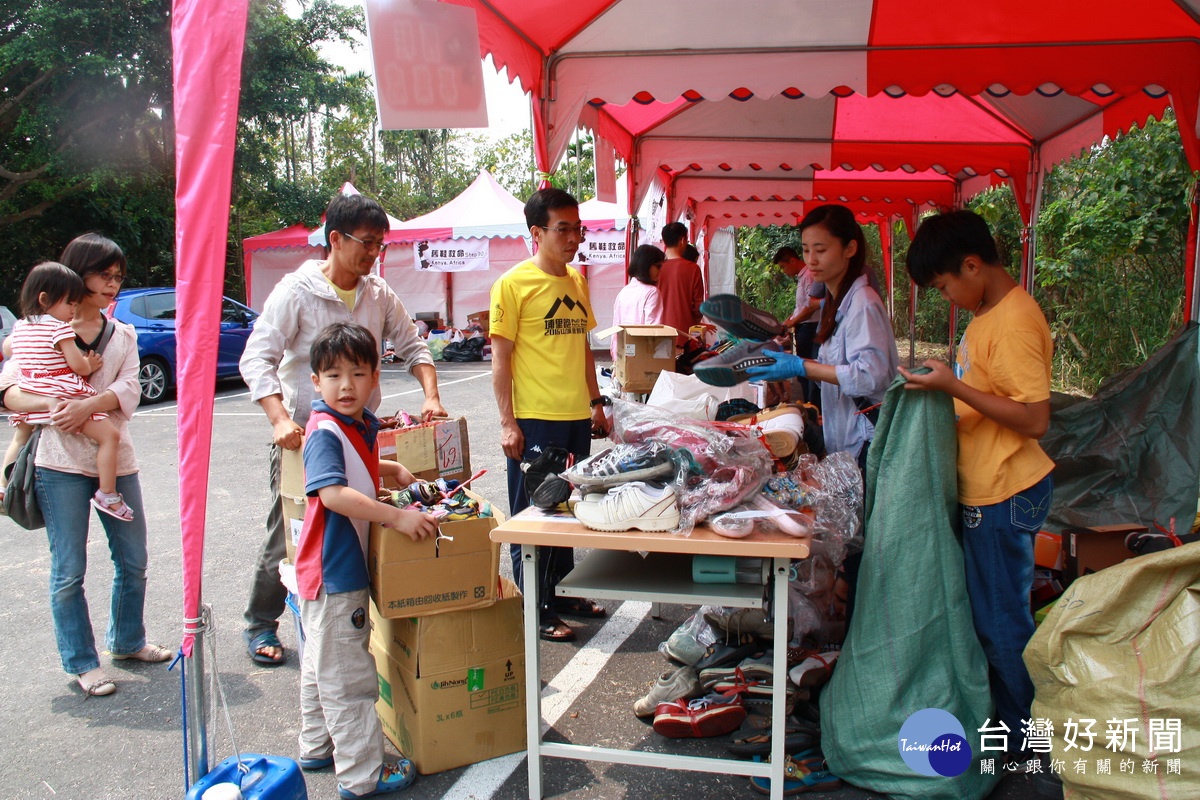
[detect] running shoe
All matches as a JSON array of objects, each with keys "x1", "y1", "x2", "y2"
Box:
[
  {"x1": 693, "y1": 340, "x2": 784, "y2": 387},
  {"x1": 572, "y1": 482, "x2": 680, "y2": 532},
  {"x1": 700, "y1": 295, "x2": 784, "y2": 340}
]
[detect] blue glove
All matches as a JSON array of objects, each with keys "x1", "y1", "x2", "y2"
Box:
[{"x1": 746, "y1": 349, "x2": 807, "y2": 381}]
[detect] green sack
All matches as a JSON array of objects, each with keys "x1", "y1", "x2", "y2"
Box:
[{"x1": 820, "y1": 373, "x2": 999, "y2": 799}]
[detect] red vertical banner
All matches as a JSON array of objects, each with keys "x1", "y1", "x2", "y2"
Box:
[{"x1": 172, "y1": 0, "x2": 250, "y2": 656}]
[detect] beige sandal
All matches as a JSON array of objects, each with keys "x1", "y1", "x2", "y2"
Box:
[
  {"x1": 111, "y1": 643, "x2": 172, "y2": 663},
  {"x1": 78, "y1": 669, "x2": 117, "y2": 697}
]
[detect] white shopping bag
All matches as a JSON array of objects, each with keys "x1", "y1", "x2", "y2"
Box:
[{"x1": 646, "y1": 372, "x2": 759, "y2": 420}]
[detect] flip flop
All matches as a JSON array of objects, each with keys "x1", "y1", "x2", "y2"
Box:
[
  {"x1": 77, "y1": 669, "x2": 117, "y2": 697},
  {"x1": 552, "y1": 597, "x2": 607, "y2": 618},
  {"x1": 539, "y1": 613, "x2": 576, "y2": 642},
  {"x1": 749, "y1": 755, "x2": 843, "y2": 795},
  {"x1": 727, "y1": 731, "x2": 819, "y2": 757},
  {"x1": 247, "y1": 631, "x2": 287, "y2": 666}
]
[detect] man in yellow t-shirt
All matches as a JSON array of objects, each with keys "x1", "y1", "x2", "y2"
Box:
[
  {"x1": 490, "y1": 188, "x2": 609, "y2": 642},
  {"x1": 901, "y1": 210, "x2": 1054, "y2": 764}
]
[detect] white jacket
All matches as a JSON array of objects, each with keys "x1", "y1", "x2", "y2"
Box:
[{"x1": 239, "y1": 260, "x2": 434, "y2": 425}]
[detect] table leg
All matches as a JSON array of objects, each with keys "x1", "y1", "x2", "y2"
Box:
[
  {"x1": 522, "y1": 544, "x2": 543, "y2": 800},
  {"x1": 770, "y1": 557, "x2": 789, "y2": 800}
]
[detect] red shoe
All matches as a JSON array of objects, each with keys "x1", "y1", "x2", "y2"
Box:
[{"x1": 653, "y1": 692, "x2": 747, "y2": 738}]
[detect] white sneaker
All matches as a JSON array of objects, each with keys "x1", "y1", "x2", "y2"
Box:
[{"x1": 572, "y1": 482, "x2": 680, "y2": 532}]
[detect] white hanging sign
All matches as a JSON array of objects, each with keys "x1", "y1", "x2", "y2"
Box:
[
  {"x1": 413, "y1": 238, "x2": 490, "y2": 272},
  {"x1": 571, "y1": 229, "x2": 626, "y2": 267}
]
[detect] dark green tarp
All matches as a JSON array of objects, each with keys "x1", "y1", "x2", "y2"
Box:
[
  {"x1": 1042, "y1": 322, "x2": 1200, "y2": 533},
  {"x1": 821, "y1": 374, "x2": 998, "y2": 799}
]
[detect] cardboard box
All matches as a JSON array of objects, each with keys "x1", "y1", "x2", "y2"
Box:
[
  {"x1": 372, "y1": 579, "x2": 526, "y2": 774},
  {"x1": 466, "y1": 310, "x2": 489, "y2": 331},
  {"x1": 378, "y1": 417, "x2": 471, "y2": 484},
  {"x1": 368, "y1": 489, "x2": 503, "y2": 618},
  {"x1": 280, "y1": 445, "x2": 307, "y2": 562},
  {"x1": 1034, "y1": 530, "x2": 1064, "y2": 570},
  {"x1": 1062, "y1": 523, "x2": 1148, "y2": 583},
  {"x1": 595, "y1": 323, "x2": 678, "y2": 393}
]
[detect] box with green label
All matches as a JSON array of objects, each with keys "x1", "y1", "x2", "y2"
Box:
[{"x1": 371, "y1": 579, "x2": 526, "y2": 774}]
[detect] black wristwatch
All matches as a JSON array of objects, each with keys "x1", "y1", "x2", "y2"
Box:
[{"x1": 590, "y1": 396, "x2": 612, "y2": 408}]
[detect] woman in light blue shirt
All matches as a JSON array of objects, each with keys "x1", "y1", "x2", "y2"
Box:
[{"x1": 749, "y1": 204, "x2": 899, "y2": 464}]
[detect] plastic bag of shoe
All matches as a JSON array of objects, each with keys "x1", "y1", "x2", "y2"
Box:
[
  {"x1": 520, "y1": 445, "x2": 570, "y2": 496},
  {"x1": 658, "y1": 605, "x2": 722, "y2": 665},
  {"x1": 610, "y1": 397, "x2": 774, "y2": 533}
]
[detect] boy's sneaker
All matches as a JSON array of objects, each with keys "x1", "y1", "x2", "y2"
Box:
[
  {"x1": 700, "y1": 295, "x2": 784, "y2": 340},
  {"x1": 693, "y1": 340, "x2": 783, "y2": 387},
  {"x1": 563, "y1": 446, "x2": 674, "y2": 489},
  {"x1": 337, "y1": 759, "x2": 416, "y2": 798},
  {"x1": 652, "y1": 692, "x2": 747, "y2": 738},
  {"x1": 633, "y1": 665, "x2": 702, "y2": 717},
  {"x1": 572, "y1": 482, "x2": 680, "y2": 532},
  {"x1": 298, "y1": 754, "x2": 334, "y2": 771}
]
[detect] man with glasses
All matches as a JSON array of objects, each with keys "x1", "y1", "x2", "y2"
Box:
[
  {"x1": 239, "y1": 192, "x2": 446, "y2": 666},
  {"x1": 490, "y1": 188, "x2": 607, "y2": 642}
]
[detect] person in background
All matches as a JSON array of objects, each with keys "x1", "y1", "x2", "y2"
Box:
[
  {"x1": 901, "y1": 209, "x2": 1054, "y2": 763},
  {"x1": 657, "y1": 222, "x2": 705, "y2": 346},
  {"x1": 0, "y1": 233, "x2": 171, "y2": 697},
  {"x1": 610, "y1": 244, "x2": 665, "y2": 362},
  {"x1": 295, "y1": 321, "x2": 436, "y2": 799},
  {"x1": 490, "y1": 187, "x2": 608, "y2": 642},
  {"x1": 239, "y1": 192, "x2": 446, "y2": 667},
  {"x1": 773, "y1": 245, "x2": 825, "y2": 406}
]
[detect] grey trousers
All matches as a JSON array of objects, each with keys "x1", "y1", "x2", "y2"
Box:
[{"x1": 243, "y1": 443, "x2": 288, "y2": 642}]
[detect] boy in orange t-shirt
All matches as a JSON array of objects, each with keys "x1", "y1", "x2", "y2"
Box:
[{"x1": 901, "y1": 210, "x2": 1054, "y2": 762}]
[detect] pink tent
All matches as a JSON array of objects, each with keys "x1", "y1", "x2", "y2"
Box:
[{"x1": 241, "y1": 223, "x2": 323, "y2": 311}]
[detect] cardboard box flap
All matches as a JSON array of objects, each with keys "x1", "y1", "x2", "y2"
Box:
[{"x1": 595, "y1": 323, "x2": 679, "y2": 340}]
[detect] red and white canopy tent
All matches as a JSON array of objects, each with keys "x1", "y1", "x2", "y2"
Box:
[
  {"x1": 443, "y1": 0, "x2": 1200, "y2": 310},
  {"x1": 172, "y1": 0, "x2": 1200, "y2": 784}
]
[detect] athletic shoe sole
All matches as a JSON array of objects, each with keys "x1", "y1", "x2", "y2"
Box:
[
  {"x1": 700, "y1": 295, "x2": 783, "y2": 340},
  {"x1": 573, "y1": 507, "x2": 681, "y2": 532}
]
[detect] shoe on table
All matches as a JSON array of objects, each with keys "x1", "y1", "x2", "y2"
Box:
[
  {"x1": 563, "y1": 446, "x2": 674, "y2": 489},
  {"x1": 729, "y1": 405, "x2": 805, "y2": 459},
  {"x1": 337, "y1": 759, "x2": 416, "y2": 798},
  {"x1": 633, "y1": 665, "x2": 702, "y2": 717},
  {"x1": 693, "y1": 340, "x2": 783, "y2": 387},
  {"x1": 700, "y1": 295, "x2": 784, "y2": 340},
  {"x1": 572, "y1": 482, "x2": 680, "y2": 532}
]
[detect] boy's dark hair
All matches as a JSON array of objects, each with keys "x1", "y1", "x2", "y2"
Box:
[
  {"x1": 310, "y1": 322, "x2": 379, "y2": 374},
  {"x1": 798, "y1": 204, "x2": 868, "y2": 344},
  {"x1": 628, "y1": 244, "x2": 665, "y2": 284},
  {"x1": 773, "y1": 246, "x2": 799, "y2": 264},
  {"x1": 906, "y1": 209, "x2": 1002, "y2": 288},
  {"x1": 682, "y1": 243, "x2": 700, "y2": 263},
  {"x1": 524, "y1": 188, "x2": 578, "y2": 230},
  {"x1": 59, "y1": 233, "x2": 127, "y2": 280},
  {"x1": 324, "y1": 194, "x2": 389, "y2": 247},
  {"x1": 661, "y1": 222, "x2": 688, "y2": 248},
  {"x1": 20, "y1": 262, "x2": 88, "y2": 318}
]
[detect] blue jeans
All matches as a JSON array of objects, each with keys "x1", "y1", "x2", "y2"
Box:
[
  {"x1": 506, "y1": 418, "x2": 592, "y2": 609},
  {"x1": 962, "y1": 473, "x2": 1053, "y2": 746},
  {"x1": 35, "y1": 468, "x2": 150, "y2": 675}
]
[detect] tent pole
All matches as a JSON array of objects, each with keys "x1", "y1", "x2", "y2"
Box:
[
  {"x1": 1021, "y1": 146, "x2": 1044, "y2": 293},
  {"x1": 1186, "y1": 183, "x2": 1199, "y2": 323},
  {"x1": 446, "y1": 272, "x2": 454, "y2": 327},
  {"x1": 908, "y1": 280, "x2": 918, "y2": 370},
  {"x1": 185, "y1": 607, "x2": 209, "y2": 785}
]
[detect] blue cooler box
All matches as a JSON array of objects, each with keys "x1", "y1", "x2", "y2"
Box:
[{"x1": 185, "y1": 754, "x2": 307, "y2": 800}]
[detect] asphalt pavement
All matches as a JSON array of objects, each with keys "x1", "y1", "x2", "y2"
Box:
[{"x1": 0, "y1": 361, "x2": 1040, "y2": 800}]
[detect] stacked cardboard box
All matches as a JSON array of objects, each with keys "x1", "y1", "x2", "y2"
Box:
[
  {"x1": 596, "y1": 323, "x2": 678, "y2": 393},
  {"x1": 370, "y1": 578, "x2": 526, "y2": 774}
]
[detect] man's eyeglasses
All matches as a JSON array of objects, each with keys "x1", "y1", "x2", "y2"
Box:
[
  {"x1": 340, "y1": 231, "x2": 389, "y2": 253},
  {"x1": 539, "y1": 224, "x2": 588, "y2": 239}
]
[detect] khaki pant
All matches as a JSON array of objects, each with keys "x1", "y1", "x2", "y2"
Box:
[{"x1": 299, "y1": 588, "x2": 384, "y2": 795}]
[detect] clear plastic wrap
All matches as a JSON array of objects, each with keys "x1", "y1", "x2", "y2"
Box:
[
  {"x1": 610, "y1": 397, "x2": 774, "y2": 533},
  {"x1": 657, "y1": 605, "x2": 722, "y2": 665}
]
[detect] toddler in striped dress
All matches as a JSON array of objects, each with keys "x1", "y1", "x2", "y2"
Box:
[{"x1": 2, "y1": 262, "x2": 131, "y2": 521}]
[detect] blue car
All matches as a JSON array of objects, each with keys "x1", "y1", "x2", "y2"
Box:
[{"x1": 109, "y1": 287, "x2": 258, "y2": 403}]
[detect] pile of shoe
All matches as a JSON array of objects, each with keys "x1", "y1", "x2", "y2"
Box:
[
  {"x1": 560, "y1": 444, "x2": 682, "y2": 532},
  {"x1": 693, "y1": 295, "x2": 787, "y2": 387},
  {"x1": 383, "y1": 480, "x2": 492, "y2": 521}
]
